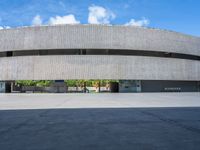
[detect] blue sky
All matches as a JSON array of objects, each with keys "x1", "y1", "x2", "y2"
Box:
[{"x1": 0, "y1": 0, "x2": 199, "y2": 36}]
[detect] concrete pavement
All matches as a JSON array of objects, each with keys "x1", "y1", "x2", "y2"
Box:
[
  {"x1": 0, "y1": 93, "x2": 200, "y2": 150},
  {"x1": 0, "y1": 93, "x2": 200, "y2": 110}
]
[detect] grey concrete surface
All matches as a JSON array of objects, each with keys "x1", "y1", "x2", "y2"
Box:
[
  {"x1": 0, "y1": 55, "x2": 200, "y2": 80},
  {"x1": 0, "y1": 93, "x2": 200, "y2": 110},
  {"x1": 0, "y1": 93, "x2": 200, "y2": 150},
  {"x1": 0, "y1": 25, "x2": 200, "y2": 56},
  {"x1": 1, "y1": 25, "x2": 200, "y2": 81}
]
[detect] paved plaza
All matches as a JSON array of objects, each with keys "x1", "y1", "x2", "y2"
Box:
[
  {"x1": 0, "y1": 93, "x2": 200, "y2": 110},
  {"x1": 0, "y1": 93, "x2": 200, "y2": 150}
]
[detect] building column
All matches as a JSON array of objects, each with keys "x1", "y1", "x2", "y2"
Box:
[{"x1": 98, "y1": 81, "x2": 101, "y2": 93}]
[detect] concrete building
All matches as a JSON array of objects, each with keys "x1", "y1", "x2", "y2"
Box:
[{"x1": 0, "y1": 24, "x2": 200, "y2": 92}]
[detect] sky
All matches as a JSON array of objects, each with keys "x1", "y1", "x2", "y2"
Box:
[{"x1": 0, "y1": 0, "x2": 199, "y2": 37}]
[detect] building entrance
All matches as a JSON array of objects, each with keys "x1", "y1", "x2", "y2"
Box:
[{"x1": 119, "y1": 80, "x2": 141, "y2": 93}]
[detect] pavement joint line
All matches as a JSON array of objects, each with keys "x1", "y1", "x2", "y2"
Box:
[{"x1": 140, "y1": 110, "x2": 200, "y2": 135}]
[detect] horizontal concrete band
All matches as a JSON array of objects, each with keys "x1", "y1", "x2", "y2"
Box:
[
  {"x1": 0, "y1": 25, "x2": 200, "y2": 56},
  {"x1": 0, "y1": 55, "x2": 199, "y2": 81}
]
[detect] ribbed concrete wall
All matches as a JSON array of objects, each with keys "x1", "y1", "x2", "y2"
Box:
[
  {"x1": 0, "y1": 25, "x2": 200, "y2": 56},
  {"x1": 0, "y1": 55, "x2": 199, "y2": 81}
]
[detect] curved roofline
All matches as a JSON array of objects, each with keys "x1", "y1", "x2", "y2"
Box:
[
  {"x1": 0, "y1": 24, "x2": 199, "y2": 39},
  {"x1": 0, "y1": 24, "x2": 199, "y2": 57}
]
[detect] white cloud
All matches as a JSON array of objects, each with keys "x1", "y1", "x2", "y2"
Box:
[
  {"x1": 49, "y1": 14, "x2": 80, "y2": 25},
  {"x1": 88, "y1": 5, "x2": 116, "y2": 24},
  {"x1": 32, "y1": 15, "x2": 42, "y2": 26},
  {"x1": 125, "y1": 18, "x2": 150, "y2": 27},
  {"x1": 5, "y1": 26, "x2": 10, "y2": 29},
  {"x1": 0, "y1": 26, "x2": 11, "y2": 30}
]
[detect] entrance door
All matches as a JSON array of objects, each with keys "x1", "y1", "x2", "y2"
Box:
[
  {"x1": 5, "y1": 82, "x2": 11, "y2": 93},
  {"x1": 0, "y1": 82, "x2": 6, "y2": 93},
  {"x1": 119, "y1": 80, "x2": 141, "y2": 93}
]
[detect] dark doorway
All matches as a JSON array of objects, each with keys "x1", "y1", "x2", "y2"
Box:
[
  {"x1": 5, "y1": 82, "x2": 11, "y2": 93},
  {"x1": 110, "y1": 82, "x2": 119, "y2": 93}
]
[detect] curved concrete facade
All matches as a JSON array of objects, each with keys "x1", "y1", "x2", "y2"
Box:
[
  {"x1": 0, "y1": 55, "x2": 199, "y2": 81},
  {"x1": 0, "y1": 25, "x2": 199, "y2": 82},
  {"x1": 0, "y1": 25, "x2": 200, "y2": 56}
]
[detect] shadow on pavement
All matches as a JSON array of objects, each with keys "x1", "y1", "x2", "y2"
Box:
[{"x1": 0, "y1": 107, "x2": 200, "y2": 150}]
